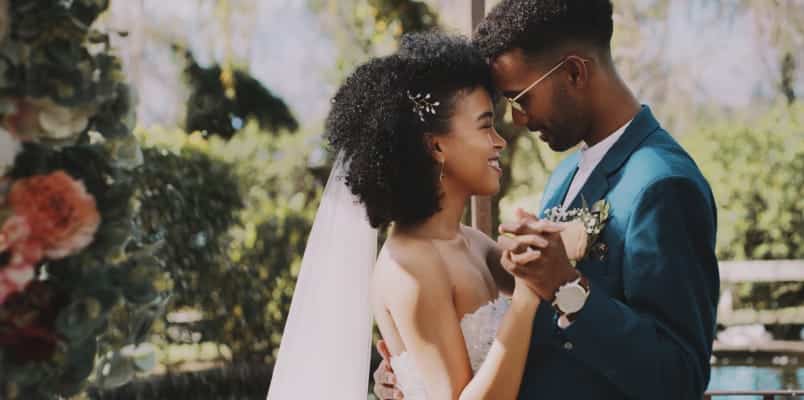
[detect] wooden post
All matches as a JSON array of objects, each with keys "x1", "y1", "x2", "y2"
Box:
[{"x1": 467, "y1": 0, "x2": 493, "y2": 235}]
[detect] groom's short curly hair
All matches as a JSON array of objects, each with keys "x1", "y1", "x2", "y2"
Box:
[
  {"x1": 473, "y1": 0, "x2": 614, "y2": 61},
  {"x1": 326, "y1": 31, "x2": 494, "y2": 230}
]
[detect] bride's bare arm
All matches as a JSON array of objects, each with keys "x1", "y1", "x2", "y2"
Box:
[
  {"x1": 376, "y1": 241, "x2": 540, "y2": 400},
  {"x1": 376, "y1": 241, "x2": 473, "y2": 399},
  {"x1": 459, "y1": 275, "x2": 540, "y2": 400}
]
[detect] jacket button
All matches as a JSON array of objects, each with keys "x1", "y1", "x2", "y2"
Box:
[{"x1": 563, "y1": 341, "x2": 574, "y2": 351}]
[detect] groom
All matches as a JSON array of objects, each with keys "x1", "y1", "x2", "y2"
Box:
[{"x1": 374, "y1": 0, "x2": 719, "y2": 399}]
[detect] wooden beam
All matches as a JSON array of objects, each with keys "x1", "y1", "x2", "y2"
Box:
[
  {"x1": 471, "y1": 196, "x2": 492, "y2": 235},
  {"x1": 716, "y1": 260, "x2": 804, "y2": 326},
  {"x1": 471, "y1": 0, "x2": 485, "y2": 30},
  {"x1": 719, "y1": 260, "x2": 804, "y2": 282}
]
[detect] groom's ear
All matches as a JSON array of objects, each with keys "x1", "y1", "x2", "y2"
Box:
[{"x1": 565, "y1": 57, "x2": 590, "y2": 89}]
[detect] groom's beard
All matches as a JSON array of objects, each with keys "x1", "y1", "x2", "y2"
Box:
[
  {"x1": 537, "y1": 91, "x2": 587, "y2": 152},
  {"x1": 533, "y1": 124, "x2": 584, "y2": 152}
]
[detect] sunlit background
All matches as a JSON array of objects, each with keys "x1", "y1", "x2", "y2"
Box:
[
  {"x1": 0, "y1": 0, "x2": 800, "y2": 399},
  {"x1": 100, "y1": 0, "x2": 804, "y2": 397}
]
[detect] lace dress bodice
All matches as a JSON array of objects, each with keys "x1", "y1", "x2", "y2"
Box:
[{"x1": 389, "y1": 297, "x2": 510, "y2": 400}]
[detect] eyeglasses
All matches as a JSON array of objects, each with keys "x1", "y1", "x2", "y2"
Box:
[{"x1": 504, "y1": 56, "x2": 591, "y2": 117}]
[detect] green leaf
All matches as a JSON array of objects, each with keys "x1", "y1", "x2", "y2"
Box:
[{"x1": 57, "y1": 338, "x2": 97, "y2": 395}]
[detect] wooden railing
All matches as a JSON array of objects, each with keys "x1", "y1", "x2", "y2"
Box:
[
  {"x1": 718, "y1": 260, "x2": 804, "y2": 327},
  {"x1": 715, "y1": 260, "x2": 804, "y2": 357},
  {"x1": 708, "y1": 260, "x2": 803, "y2": 398}
]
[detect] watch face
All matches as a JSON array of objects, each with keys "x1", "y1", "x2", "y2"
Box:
[{"x1": 557, "y1": 285, "x2": 587, "y2": 314}]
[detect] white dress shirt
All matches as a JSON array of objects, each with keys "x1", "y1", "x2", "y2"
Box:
[{"x1": 561, "y1": 118, "x2": 633, "y2": 210}]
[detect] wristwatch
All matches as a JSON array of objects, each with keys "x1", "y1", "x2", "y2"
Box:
[{"x1": 552, "y1": 274, "x2": 591, "y2": 322}]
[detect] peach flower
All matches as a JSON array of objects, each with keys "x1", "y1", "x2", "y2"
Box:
[
  {"x1": 3, "y1": 97, "x2": 92, "y2": 143},
  {"x1": 559, "y1": 219, "x2": 589, "y2": 262},
  {"x1": 8, "y1": 171, "x2": 101, "y2": 259}
]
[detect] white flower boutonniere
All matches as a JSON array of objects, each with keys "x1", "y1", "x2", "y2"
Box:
[{"x1": 544, "y1": 197, "x2": 610, "y2": 265}]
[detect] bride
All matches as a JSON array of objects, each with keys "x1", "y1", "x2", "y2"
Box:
[{"x1": 267, "y1": 32, "x2": 565, "y2": 400}]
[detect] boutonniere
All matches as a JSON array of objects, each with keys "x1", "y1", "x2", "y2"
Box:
[{"x1": 544, "y1": 197, "x2": 610, "y2": 265}]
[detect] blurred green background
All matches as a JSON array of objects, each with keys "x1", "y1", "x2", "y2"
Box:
[{"x1": 72, "y1": 0, "x2": 804, "y2": 398}]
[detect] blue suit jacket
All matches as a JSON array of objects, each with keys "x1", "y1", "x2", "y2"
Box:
[{"x1": 518, "y1": 106, "x2": 719, "y2": 400}]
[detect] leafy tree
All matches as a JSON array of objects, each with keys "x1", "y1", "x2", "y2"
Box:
[
  {"x1": 180, "y1": 48, "x2": 299, "y2": 140},
  {"x1": 683, "y1": 101, "x2": 804, "y2": 337},
  {"x1": 311, "y1": 0, "x2": 439, "y2": 79},
  {"x1": 134, "y1": 122, "x2": 322, "y2": 363}
]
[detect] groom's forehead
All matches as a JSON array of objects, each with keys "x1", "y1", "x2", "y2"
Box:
[{"x1": 490, "y1": 49, "x2": 533, "y2": 91}]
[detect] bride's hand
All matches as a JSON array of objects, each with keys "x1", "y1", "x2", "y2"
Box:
[
  {"x1": 501, "y1": 246, "x2": 542, "y2": 305},
  {"x1": 512, "y1": 275, "x2": 541, "y2": 305}
]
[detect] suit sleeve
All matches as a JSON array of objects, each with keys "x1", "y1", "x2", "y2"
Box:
[{"x1": 558, "y1": 176, "x2": 719, "y2": 399}]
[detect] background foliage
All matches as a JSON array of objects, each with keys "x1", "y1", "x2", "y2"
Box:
[
  {"x1": 134, "y1": 121, "x2": 322, "y2": 364},
  {"x1": 0, "y1": 0, "x2": 169, "y2": 398},
  {"x1": 34, "y1": 0, "x2": 803, "y2": 397},
  {"x1": 683, "y1": 102, "x2": 804, "y2": 325}
]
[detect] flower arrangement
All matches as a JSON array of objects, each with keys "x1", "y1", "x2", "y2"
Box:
[
  {"x1": 0, "y1": 0, "x2": 169, "y2": 398},
  {"x1": 546, "y1": 198, "x2": 611, "y2": 265}
]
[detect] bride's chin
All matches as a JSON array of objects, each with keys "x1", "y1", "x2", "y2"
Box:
[{"x1": 476, "y1": 183, "x2": 501, "y2": 197}]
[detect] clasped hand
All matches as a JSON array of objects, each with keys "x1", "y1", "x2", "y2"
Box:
[{"x1": 496, "y1": 209, "x2": 579, "y2": 301}]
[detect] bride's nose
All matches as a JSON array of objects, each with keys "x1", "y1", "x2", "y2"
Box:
[{"x1": 491, "y1": 127, "x2": 507, "y2": 150}]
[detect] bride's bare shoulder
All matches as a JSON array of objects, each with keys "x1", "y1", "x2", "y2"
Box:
[
  {"x1": 460, "y1": 224, "x2": 496, "y2": 251},
  {"x1": 372, "y1": 235, "x2": 451, "y2": 296}
]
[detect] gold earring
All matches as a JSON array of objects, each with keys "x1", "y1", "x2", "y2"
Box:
[{"x1": 439, "y1": 160, "x2": 445, "y2": 182}]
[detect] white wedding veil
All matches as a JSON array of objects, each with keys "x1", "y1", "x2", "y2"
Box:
[{"x1": 267, "y1": 154, "x2": 378, "y2": 399}]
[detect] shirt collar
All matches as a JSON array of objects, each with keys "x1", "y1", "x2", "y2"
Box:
[{"x1": 578, "y1": 118, "x2": 633, "y2": 171}]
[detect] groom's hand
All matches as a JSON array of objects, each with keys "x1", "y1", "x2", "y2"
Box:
[
  {"x1": 498, "y1": 209, "x2": 577, "y2": 301},
  {"x1": 373, "y1": 340, "x2": 404, "y2": 400}
]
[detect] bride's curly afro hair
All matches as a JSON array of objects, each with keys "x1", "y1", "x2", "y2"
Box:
[{"x1": 326, "y1": 31, "x2": 494, "y2": 230}]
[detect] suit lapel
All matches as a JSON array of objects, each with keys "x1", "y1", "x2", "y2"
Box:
[
  {"x1": 544, "y1": 167, "x2": 577, "y2": 211},
  {"x1": 567, "y1": 106, "x2": 661, "y2": 209},
  {"x1": 540, "y1": 152, "x2": 579, "y2": 215}
]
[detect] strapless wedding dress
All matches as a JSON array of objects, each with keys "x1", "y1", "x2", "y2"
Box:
[{"x1": 389, "y1": 297, "x2": 510, "y2": 399}]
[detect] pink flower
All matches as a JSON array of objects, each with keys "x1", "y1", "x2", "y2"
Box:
[
  {"x1": 0, "y1": 263, "x2": 35, "y2": 305},
  {"x1": 0, "y1": 216, "x2": 41, "y2": 305},
  {"x1": 8, "y1": 171, "x2": 101, "y2": 259}
]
